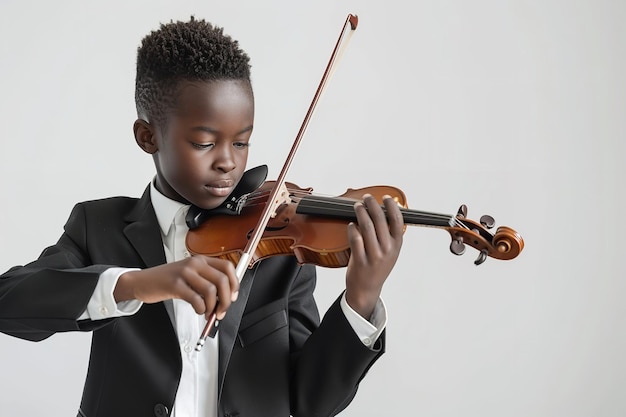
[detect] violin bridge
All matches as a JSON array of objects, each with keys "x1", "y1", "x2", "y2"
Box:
[{"x1": 270, "y1": 183, "x2": 292, "y2": 218}]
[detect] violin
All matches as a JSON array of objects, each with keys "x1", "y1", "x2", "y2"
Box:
[
  {"x1": 185, "y1": 165, "x2": 524, "y2": 268},
  {"x1": 191, "y1": 14, "x2": 523, "y2": 350}
]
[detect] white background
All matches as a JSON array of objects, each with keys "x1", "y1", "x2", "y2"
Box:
[{"x1": 1, "y1": 1, "x2": 624, "y2": 416}]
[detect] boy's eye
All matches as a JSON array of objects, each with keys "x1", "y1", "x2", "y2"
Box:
[
  {"x1": 233, "y1": 142, "x2": 250, "y2": 149},
  {"x1": 190, "y1": 141, "x2": 250, "y2": 150},
  {"x1": 191, "y1": 142, "x2": 214, "y2": 150}
]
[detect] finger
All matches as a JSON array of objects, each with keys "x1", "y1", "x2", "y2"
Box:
[
  {"x1": 347, "y1": 220, "x2": 366, "y2": 263},
  {"x1": 196, "y1": 256, "x2": 239, "y2": 318},
  {"x1": 204, "y1": 256, "x2": 240, "y2": 302},
  {"x1": 184, "y1": 270, "x2": 225, "y2": 320},
  {"x1": 172, "y1": 272, "x2": 211, "y2": 315},
  {"x1": 167, "y1": 257, "x2": 219, "y2": 316},
  {"x1": 352, "y1": 198, "x2": 383, "y2": 266},
  {"x1": 363, "y1": 194, "x2": 392, "y2": 244},
  {"x1": 382, "y1": 195, "x2": 405, "y2": 241},
  {"x1": 204, "y1": 257, "x2": 239, "y2": 302},
  {"x1": 354, "y1": 195, "x2": 384, "y2": 257}
]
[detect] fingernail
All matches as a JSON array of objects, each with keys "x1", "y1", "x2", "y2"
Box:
[
  {"x1": 232, "y1": 291, "x2": 239, "y2": 302},
  {"x1": 217, "y1": 311, "x2": 226, "y2": 320}
]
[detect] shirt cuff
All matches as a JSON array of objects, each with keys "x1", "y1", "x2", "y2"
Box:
[
  {"x1": 78, "y1": 267, "x2": 143, "y2": 320},
  {"x1": 340, "y1": 292, "x2": 387, "y2": 348}
]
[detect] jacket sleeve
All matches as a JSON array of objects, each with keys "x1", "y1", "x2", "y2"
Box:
[
  {"x1": 289, "y1": 265, "x2": 386, "y2": 417},
  {"x1": 0, "y1": 203, "x2": 113, "y2": 341}
]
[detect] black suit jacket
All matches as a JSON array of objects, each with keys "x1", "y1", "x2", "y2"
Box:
[{"x1": 0, "y1": 187, "x2": 385, "y2": 417}]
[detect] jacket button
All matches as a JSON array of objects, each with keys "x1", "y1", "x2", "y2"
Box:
[{"x1": 154, "y1": 404, "x2": 169, "y2": 417}]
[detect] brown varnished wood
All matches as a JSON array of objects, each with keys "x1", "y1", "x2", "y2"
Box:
[{"x1": 186, "y1": 181, "x2": 524, "y2": 268}]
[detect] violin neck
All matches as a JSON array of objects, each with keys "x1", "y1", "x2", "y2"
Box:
[{"x1": 296, "y1": 195, "x2": 453, "y2": 228}]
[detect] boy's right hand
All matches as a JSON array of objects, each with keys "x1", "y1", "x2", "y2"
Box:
[{"x1": 113, "y1": 256, "x2": 240, "y2": 320}]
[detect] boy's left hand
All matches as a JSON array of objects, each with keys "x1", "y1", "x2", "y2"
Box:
[{"x1": 345, "y1": 194, "x2": 404, "y2": 319}]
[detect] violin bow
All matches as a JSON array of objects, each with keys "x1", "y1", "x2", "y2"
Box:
[{"x1": 196, "y1": 14, "x2": 359, "y2": 351}]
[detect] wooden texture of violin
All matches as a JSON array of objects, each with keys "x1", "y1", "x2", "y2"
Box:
[
  {"x1": 448, "y1": 217, "x2": 524, "y2": 264},
  {"x1": 185, "y1": 180, "x2": 524, "y2": 268},
  {"x1": 186, "y1": 182, "x2": 408, "y2": 268}
]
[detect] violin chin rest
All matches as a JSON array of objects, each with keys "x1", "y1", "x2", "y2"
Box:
[
  {"x1": 233, "y1": 165, "x2": 268, "y2": 198},
  {"x1": 186, "y1": 165, "x2": 269, "y2": 229}
]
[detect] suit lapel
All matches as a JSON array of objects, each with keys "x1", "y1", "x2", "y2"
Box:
[
  {"x1": 217, "y1": 263, "x2": 259, "y2": 402},
  {"x1": 123, "y1": 186, "x2": 167, "y2": 268},
  {"x1": 122, "y1": 187, "x2": 180, "y2": 358}
]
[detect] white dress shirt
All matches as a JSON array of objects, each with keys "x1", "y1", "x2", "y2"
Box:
[{"x1": 79, "y1": 181, "x2": 388, "y2": 417}]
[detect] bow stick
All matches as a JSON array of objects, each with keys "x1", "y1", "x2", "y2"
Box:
[{"x1": 196, "y1": 14, "x2": 359, "y2": 351}]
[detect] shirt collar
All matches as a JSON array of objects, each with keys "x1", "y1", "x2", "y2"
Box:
[{"x1": 150, "y1": 180, "x2": 190, "y2": 236}]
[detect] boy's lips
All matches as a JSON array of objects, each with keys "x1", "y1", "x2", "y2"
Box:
[{"x1": 204, "y1": 181, "x2": 234, "y2": 197}]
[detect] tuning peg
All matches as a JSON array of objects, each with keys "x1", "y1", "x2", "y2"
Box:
[
  {"x1": 450, "y1": 237, "x2": 466, "y2": 256},
  {"x1": 474, "y1": 249, "x2": 488, "y2": 266},
  {"x1": 480, "y1": 215, "x2": 495, "y2": 229},
  {"x1": 456, "y1": 204, "x2": 468, "y2": 218}
]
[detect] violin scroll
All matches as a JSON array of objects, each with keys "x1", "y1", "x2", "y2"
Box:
[{"x1": 447, "y1": 205, "x2": 524, "y2": 265}]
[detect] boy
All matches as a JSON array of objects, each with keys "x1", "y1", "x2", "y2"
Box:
[{"x1": 0, "y1": 17, "x2": 403, "y2": 417}]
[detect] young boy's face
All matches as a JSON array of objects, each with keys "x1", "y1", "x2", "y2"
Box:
[{"x1": 150, "y1": 79, "x2": 254, "y2": 209}]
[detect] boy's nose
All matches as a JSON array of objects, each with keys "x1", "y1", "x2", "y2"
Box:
[{"x1": 213, "y1": 147, "x2": 236, "y2": 172}]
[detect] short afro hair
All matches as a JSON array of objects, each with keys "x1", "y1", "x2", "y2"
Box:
[{"x1": 135, "y1": 16, "x2": 251, "y2": 127}]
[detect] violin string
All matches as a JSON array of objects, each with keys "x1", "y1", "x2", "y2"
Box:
[
  {"x1": 240, "y1": 187, "x2": 327, "y2": 206},
  {"x1": 238, "y1": 187, "x2": 470, "y2": 230},
  {"x1": 298, "y1": 194, "x2": 459, "y2": 228}
]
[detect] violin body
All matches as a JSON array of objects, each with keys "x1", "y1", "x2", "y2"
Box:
[{"x1": 186, "y1": 181, "x2": 408, "y2": 268}]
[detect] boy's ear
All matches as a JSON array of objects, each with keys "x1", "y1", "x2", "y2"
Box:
[{"x1": 133, "y1": 119, "x2": 158, "y2": 154}]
